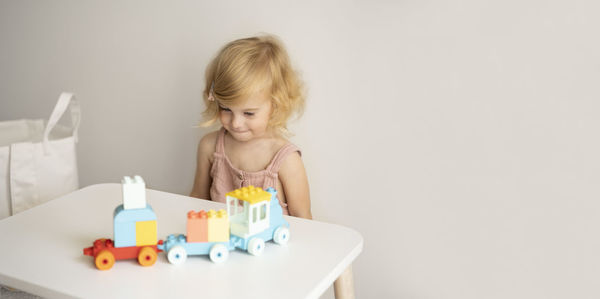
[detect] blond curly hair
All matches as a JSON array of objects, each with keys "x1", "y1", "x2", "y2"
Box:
[{"x1": 201, "y1": 34, "x2": 305, "y2": 136}]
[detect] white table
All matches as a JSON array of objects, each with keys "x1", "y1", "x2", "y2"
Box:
[{"x1": 0, "y1": 184, "x2": 363, "y2": 299}]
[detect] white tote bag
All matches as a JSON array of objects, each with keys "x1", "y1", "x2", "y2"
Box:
[{"x1": 0, "y1": 92, "x2": 80, "y2": 219}]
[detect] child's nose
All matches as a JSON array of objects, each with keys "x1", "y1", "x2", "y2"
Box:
[{"x1": 232, "y1": 114, "x2": 244, "y2": 128}]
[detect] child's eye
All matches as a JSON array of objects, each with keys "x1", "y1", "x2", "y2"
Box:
[
  {"x1": 219, "y1": 106, "x2": 231, "y2": 112},
  {"x1": 244, "y1": 112, "x2": 255, "y2": 116}
]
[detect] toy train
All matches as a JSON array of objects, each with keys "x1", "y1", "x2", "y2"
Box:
[
  {"x1": 83, "y1": 176, "x2": 289, "y2": 270},
  {"x1": 159, "y1": 186, "x2": 289, "y2": 264}
]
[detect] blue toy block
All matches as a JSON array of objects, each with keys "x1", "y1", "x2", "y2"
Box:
[
  {"x1": 114, "y1": 220, "x2": 137, "y2": 247},
  {"x1": 229, "y1": 224, "x2": 285, "y2": 251},
  {"x1": 266, "y1": 188, "x2": 287, "y2": 229},
  {"x1": 185, "y1": 240, "x2": 233, "y2": 255},
  {"x1": 158, "y1": 234, "x2": 235, "y2": 255},
  {"x1": 114, "y1": 204, "x2": 157, "y2": 223},
  {"x1": 113, "y1": 204, "x2": 157, "y2": 248},
  {"x1": 157, "y1": 234, "x2": 186, "y2": 253},
  {"x1": 158, "y1": 234, "x2": 234, "y2": 264}
]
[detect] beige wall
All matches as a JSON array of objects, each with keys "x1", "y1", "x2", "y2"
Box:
[{"x1": 2, "y1": 0, "x2": 599, "y2": 298}]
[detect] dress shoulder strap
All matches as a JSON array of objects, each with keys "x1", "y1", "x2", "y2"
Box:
[
  {"x1": 215, "y1": 127, "x2": 226, "y2": 154},
  {"x1": 266, "y1": 143, "x2": 302, "y2": 173}
]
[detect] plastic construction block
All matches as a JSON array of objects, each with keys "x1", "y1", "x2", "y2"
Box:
[
  {"x1": 266, "y1": 187, "x2": 286, "y2": 228},
  {"x1": 113, "y1": 204, "x2": 157, "y2": 248},
  {"x1": 114, "y1": 220, "x2": 137, "y2": 248},
  {"x1": 207, "y1": 209, "x2": 229, "y2": 242},
  {"x1": 122, "y1": 175, "x2": 146, "y2": 210},
  {"x1": 114, "y1": 204, "x2": 156, "y2": 222},
  {"x1": 226, "y1": 186, "x2": 271, "y2": 205},
  {"x1": 247, "y1": 200, "x2": 270, "y2": 236},
  {"x1": 186, "y1": 210, "x2": 208, "y2": 243},
  {"x1": 82, "y1": 238, "x2": 163, "y2": 270},
  {"x1": 136, "y1": 220, "x2": 158, "y2": 246}
]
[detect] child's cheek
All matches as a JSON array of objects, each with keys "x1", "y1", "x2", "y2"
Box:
[{"x1": 218, "y1": 113, "x2": 228, "y2": 124}]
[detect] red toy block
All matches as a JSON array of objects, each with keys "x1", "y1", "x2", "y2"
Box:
[{"x1": 83, "y1": 238, "x2": 163, "y2": 270}]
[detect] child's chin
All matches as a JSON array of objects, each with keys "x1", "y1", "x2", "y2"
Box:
[{"x1": 230, "y1": 131, "x2": 252, "y2": 141}]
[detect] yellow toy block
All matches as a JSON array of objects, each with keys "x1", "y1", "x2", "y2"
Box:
[
  {"x1": 207, "y1": 209, "x2": 229, "y2": 242},
  {"x1": 225, "y1": 186, "x2": 271, "y2": 205},
  {"x1": 136, "y1": 220, "x2": 157, "y2": 246}
]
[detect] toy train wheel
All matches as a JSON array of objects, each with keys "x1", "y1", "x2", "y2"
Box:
[
  {"x1": 167, "y1": 245, "x2": 187, "y2": 265},
  {"x1": 95, "y1": 249, "x2": 115, "y2": 270},
  {"x1": 247, "y1": 238, "x2": 265, "y2": 256},
  {"x1": 273, "y1": 226, "x2": 290, "y2": 245},
  {"x1": 138, "y1": 247, "x2": 158, "y2": 266},
  {"x1": 209, "y1": 244, "x2": 229, "y2": 263}
]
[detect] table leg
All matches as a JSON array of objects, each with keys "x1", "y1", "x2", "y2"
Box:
[{"x1": 333, "y1": 264, "x2": 355, "y2": 299}]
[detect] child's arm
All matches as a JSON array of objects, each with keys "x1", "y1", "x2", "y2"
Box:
[
  {"x1": 279, "y1": 152, "x2": 312, "y2": 219},
  {"x1": 189, "y1": 132, "x2": 218, "y2": 200}
]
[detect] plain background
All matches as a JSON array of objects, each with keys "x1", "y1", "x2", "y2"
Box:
[{"x1": 1, "y1": 0, "x2": 599, "y2": 298}]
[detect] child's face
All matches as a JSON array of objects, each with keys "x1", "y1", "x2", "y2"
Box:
[{"x1": 217, "y1": 89, "x2": 273, "y2": 142}]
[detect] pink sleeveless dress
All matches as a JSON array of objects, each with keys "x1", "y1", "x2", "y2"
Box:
[{"x1": 209, "y1": 128, "x2": 300, "y2": 215}]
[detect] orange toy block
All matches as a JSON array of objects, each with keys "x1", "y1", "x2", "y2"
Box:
[{"x1": 186, "y1": 210, "x2": 208, "y2": 243}]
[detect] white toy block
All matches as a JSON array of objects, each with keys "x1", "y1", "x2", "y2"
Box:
[{"x1": 122, "y1": 175, "x2": 146, "y2": 209}]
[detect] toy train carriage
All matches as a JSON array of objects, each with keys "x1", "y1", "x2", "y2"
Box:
[
  {"x1": 159, "y1": 186, "x2": 290, "y2": 264},
  {"x1": 226, "y1": 186, "x2": 290, "y2": 255},
  {"x1": 159, "y1": 209, "x2": 234, "y2": 264},
  {"x1": 83, "y1": 176, "x2": 162, "y2": 270}
]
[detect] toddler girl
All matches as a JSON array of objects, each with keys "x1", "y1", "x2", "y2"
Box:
[{"x1": 190, "y1": 35, "x2": 312, "y2": 219}]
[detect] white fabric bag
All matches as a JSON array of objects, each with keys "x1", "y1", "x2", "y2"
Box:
[{"x1": 0, "y1": 92, "x2": 80, "y2": 219}]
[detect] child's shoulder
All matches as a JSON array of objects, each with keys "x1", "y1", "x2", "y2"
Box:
[
  {"x1": 270, "y1": 135, "x2": 302, "y2": 166},
  {"x1": 271, "y1": 135, "x2": 291, "y2": 150},
  {"x1": 197, "y1": 129, "x2": 221, "y2": 159}
]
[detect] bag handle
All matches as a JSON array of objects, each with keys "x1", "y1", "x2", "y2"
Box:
[{"x1": 43, "y1": 92, "x2": 81, "y2": 154}]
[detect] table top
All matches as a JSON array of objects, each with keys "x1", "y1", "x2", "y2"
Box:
[{"x1": 0, "y1": 184, "x2": 363, "y2": 299}]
